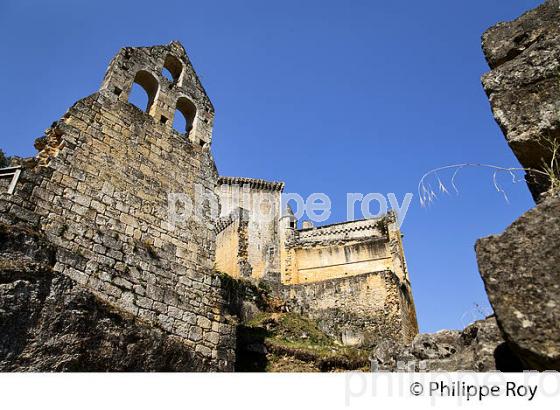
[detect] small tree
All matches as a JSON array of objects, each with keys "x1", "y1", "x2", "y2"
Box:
[{"x1": 0, "y1": 149, "x2": 7, "y2": 168}]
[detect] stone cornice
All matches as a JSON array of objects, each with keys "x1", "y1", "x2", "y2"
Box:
[{"x1": 218, "y1": 176, "x2": 284, "y2": 192}]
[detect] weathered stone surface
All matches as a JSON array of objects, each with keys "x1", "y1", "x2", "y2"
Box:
[
  {"x1": 374, "y1": 317, "x2": 517, "y2": 372},
  {"x1": 476, "y1": 1, "x2": 560, "y2": 372},
  {"x1": 282, "y1": 270, "x2": 417, "y2": 348},
  {"x1": 0, "y1": 41, "x2": 236, "y2": 370},
  {"x1": 481, "y1": 0, "x2": 560, "y2": 199},
  {"x1": 1, "y1": 37, "x2": 422, "y2": 370},
  {"x1": 216, "y1": 172, "x2": 418, "y2": 350},
  {"x1": 0, "y1": 223, "x2": 213, "y2": 371},
  {"x1": 476, "y1": 194, "x2": 560, "y2": 370}
]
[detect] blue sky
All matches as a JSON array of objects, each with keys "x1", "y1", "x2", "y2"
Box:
[{"x1": 0, "y1": 0, "x2": 542, "y2": 332}]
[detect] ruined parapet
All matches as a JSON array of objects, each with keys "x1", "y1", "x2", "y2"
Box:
[
  {"x1": 481, "y1": 0, "x2": 560, "y2": 200},
  {"x1": 0, "y1": 42, "x2": 234, "y2": 370},
  {"x1": 0, "y1": 160, "x2": 46, "y2": 228},
  {"x1": 215, "y1": 207, "x2": 252, "y2": 279}
]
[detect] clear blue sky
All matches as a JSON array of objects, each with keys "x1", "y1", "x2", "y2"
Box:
[{"x1": 0, "y1": 0, "x2": 542, "y2": 332}]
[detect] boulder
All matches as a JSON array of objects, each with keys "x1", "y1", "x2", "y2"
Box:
[
  {"x1": 476, "y1": 194, "x2": 560, "y2": 370},
  {"x1": 373, "y1": 316, "x2": 511, "y2": 371},
  {"x1": 481, "y1": 0, "x2": 560, "y2": 199}
]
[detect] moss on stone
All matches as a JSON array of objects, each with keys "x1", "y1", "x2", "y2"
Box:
[{"x1": 239, "y1": 312, "x2": 370, "y2": 372}]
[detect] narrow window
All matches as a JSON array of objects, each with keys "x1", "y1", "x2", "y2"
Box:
[
  {"x1": 163, "y1": 54, "x2": 183, "y2": 82},
  {"x1": 173, "y1": 97, "x2": 197, "y2": 136},
  {"x1": 128, "y1": 70, "x2": 159, "y2": 113}
]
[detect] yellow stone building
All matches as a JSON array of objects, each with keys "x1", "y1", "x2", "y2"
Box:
[{"x1": 215, "y1": 176, "x2": 418, "y2": 346}]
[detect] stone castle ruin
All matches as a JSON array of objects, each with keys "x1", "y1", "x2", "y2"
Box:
[
  {"x1": 1, "y1": 42, "x2": 235, "y2": 370},
  {"x1": 215, "y1": 176, "x2": 417, "y2": 346},
  {"x1": 0, "y1": 41, "x2": 418, "y2": 370},
  {"x1": 1, "y1": 1, "x2": 559, "y2": 372}
]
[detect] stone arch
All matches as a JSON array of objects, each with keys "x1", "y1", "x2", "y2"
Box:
[
  {"x1": 129, "y1": 70, "x2": 159, "y2": 113},
  {"x1": 173, "y1": 96, "x2": 197, "y2": 136},
  {"x1": 163, "y1": 54, "x2": 183, "y2": 82}
]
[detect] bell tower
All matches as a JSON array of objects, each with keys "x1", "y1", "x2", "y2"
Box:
[{"x1": 100, "y1": 41, "x2": 215, "y2": 147}]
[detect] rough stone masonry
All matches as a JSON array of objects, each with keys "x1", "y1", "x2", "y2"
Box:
[
  {"x1": 0, "y1": 40, "x2": 419, "y2": 370},
  {"x1": 215, "y1": 174, "x2": 418, "y2": 348},
  {"x1": 0, "y1": 42, "x2": 235, "y2": 370},
  {"x1": 4, "y1": 0, "x2": 560, "y2": 371},
  {"x1": 2, "y1": 2, "x2": 559, "y2": 369}
]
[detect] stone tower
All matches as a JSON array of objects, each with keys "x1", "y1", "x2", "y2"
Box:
[
  {"x1": 0, "y1": 42, "x2": 234, "y2": 370},
  {"x1": 100, "y1": 41, "x2": 215, "y2": 147}
]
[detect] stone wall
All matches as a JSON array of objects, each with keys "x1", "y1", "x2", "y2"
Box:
[
  {"x1": 282, "y1": 270, "x2": 418, "y2": 346},
  {"x1": 214, "y1": 177, "x2": 418, "y2": 348},
  {"x1": 283, "y1": 213, "x2": 410, "y2": 285},
  {"x1": 286, "y1": 217, "x2": 389, "y2": 285},
  {"x1": 288, "y1": 239, "x2": 390, "y2": 284},
  {"x1": 215, "y1": 208, "x2": 251, "y2": 278},
  {"x1": 0, "y1": 223, "x2": 220, "y2": 371},
  {"x1": 0, "y1": 42, "x2": 235, "y2": 370},
  {"x1": 282, "y1": 214, "x2": 418, "y2": 347},
  {"x1": 297, "y1": 218, "x2": 385, "y2": 242},
  {"x1": 217, "y1": 177, "x2": 284, "y2": 280}
]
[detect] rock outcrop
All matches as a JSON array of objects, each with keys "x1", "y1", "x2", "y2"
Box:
[
  {"x1": 476, "y1": 0, "x2": 560, "y2": 371},
  {"x1": 476, "y1": 195, "x2": 560, "y2": 371},
  {"x1": 0, "y1": 223, "x2": 214, "y2": 371},
  {"x1": 481, "y1": 0, "x2": 560, "y2": 199},
  {"x1": 374, "y1": 317, "x2": 517, "y2": 372}
]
